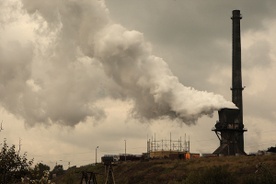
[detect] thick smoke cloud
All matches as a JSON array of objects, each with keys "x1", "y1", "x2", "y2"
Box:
[
  {"x1": 0, "y1": 0, "x2": 235, "y2": 126},
  {"x1": 94, "y1": 24, "x2": 235, "y2": 123}
]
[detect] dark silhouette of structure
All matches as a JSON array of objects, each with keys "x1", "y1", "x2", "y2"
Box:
[
  {"x1": 102, "y1": 156, "x2": 116, "y2": 184},
  {"x1": 104, "y1": 164, "x2": 115, "y2": 184},
  {"x1": 78, "y1": 171, "x2": 98, "y2": 184},
  {"x1": 213, "y1": 10, "x2": 247, "y2": 155}
]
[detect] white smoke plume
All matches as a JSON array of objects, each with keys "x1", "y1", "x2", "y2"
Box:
[{"x1": 0, "y1": 0, "x2": 235, "y2": 126}]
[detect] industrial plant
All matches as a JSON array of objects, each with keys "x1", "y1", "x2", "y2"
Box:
[
  {"x1": 56, "y1": 9, "x2": 276, "y2": 183},
  {"x1": 212, "y1": 10, "x2": 247, "y2": 156},
  {"x1": 102, "y1": 10, "x2": 248, "y2": 164},
  {"x1": 145, "y1": 10, "x2": 249, "y2": 158}
]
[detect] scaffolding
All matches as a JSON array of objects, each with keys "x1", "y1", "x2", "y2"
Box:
[{"x1": 147, "y1": 133, "x2": 190, "y2": 159}]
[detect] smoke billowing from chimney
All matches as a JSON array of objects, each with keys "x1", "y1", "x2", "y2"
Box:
[{"x1": 0, "y1": 0, "x2": 235, "y2": 126}]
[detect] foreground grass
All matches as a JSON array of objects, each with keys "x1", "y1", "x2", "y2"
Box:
[{"x1": 52, "y1": 155, "x2": 276, "y2": 184}]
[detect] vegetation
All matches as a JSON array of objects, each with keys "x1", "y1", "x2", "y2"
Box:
[
  {"x1": 31, "y1": 163, "x2": 50, "y2": 180},
  {"x1": 24, "y1": 163, "x2": 55, "y2": 184},
  {"x1": 1, "y1": 139, "x2": 275, "y2": 183},
  {"x1": 51, "y1": 155, "x2": 276, "y2": 184},
  {"x1": 184, "y1": 166, "x2": 236, "y2": 184},
  {"x1": 0, "y1": 140, "x2": 33, "y2": 183},
  {"x1": 51, "y1": 164, "x2": 65, "y2": 177},
  {"x1": 0, "y1": 140, "x2": 55, "y2": 184}
]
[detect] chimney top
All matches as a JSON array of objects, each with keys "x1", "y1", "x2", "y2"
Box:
[{"x1": 232, "y1": 10, "x2": 242, "y2": 19}]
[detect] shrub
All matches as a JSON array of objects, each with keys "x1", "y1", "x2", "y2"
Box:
[{"x1": 0, "y1": 140, "x2": 33, "y2": 183}]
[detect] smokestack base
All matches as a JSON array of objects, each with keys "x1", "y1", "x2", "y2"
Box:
[{"x1": 212, "y1": 108, "x2": 247, "y2": 156}]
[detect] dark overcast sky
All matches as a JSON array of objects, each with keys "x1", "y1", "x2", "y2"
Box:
[{"x1": 106, "y1": 0, "x2": 276, "y2": 88}]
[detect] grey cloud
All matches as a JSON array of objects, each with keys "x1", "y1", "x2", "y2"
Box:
[
  {"x1": 0, "y1": 0, "x2": 236, "y2": 128},
  {"x1": 244, "y1": 40, "x2": 272, "y2": 68},
  {"x1": 0, "y1": 41, "x2": 33, "y2": 116},
  {"x1": 105, "y1": 0, "x2": 276, "y2": 90}
]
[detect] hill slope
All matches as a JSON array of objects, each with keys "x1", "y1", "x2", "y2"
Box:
[{"x1": 53, "y1": 155, "x2": 276, "y2": 184}]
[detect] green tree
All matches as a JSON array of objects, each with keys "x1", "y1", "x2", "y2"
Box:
[
  {"x1": 0, "y1": 140, "x2": 33, "y2": 183},
  {"x1": 51, "y1": 164, "x2": 64, "y2": 177},
  {"x1": 31, "y1": 163, "x2": 51, "y2": 180}
]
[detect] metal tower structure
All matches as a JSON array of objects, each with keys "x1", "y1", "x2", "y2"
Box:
[
  {"x1": 104, "y1": 164, "x2": 116, "y2": 184},
  {"x1": 79, "y1": 171, "x2": 98, "y2": 184},
  {"x1": 213, "y1": 10, "x2": 247, "y2": 155}
]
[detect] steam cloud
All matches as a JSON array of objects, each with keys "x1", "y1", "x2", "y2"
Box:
[{"x1": 0, "y1": 0, "x2": 235, "y2": 126}]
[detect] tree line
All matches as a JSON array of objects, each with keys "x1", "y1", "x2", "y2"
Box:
[{"x1": 0, "y1": 139, "x2": 63, "y2": 184}]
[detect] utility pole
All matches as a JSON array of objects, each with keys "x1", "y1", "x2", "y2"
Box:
[
  {"x1": 124, "y1": 140, "x2": 126, "y2": 161},
  {"x1": 95, "y1": 146, "x2": 99, "y2": 164},
  {"x1": 0, "y1": 120, "x2": 3, "y2": 132},
  {"x1": 18, "y1": 138, "x2": 22, "y2": 154},
  {"x1": 170, "y1": 132, "x2": 171, "y2": 152}
]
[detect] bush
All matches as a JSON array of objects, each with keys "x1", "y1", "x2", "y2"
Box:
[{"x1": 0, "y1": 140, "x2": 33, "y2": 183}]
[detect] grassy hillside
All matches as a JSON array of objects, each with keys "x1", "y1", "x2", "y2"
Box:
[{"x1": 52, "y1": 155, "x2": 276, "y2": 184}]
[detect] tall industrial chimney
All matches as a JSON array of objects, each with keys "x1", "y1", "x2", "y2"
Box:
[
  {"x1": 212, "y1": 10, "x2": 247, "y2": 156},
  {"x1": 231, "y1": 9, "x2": 246, "y2": 153}
]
